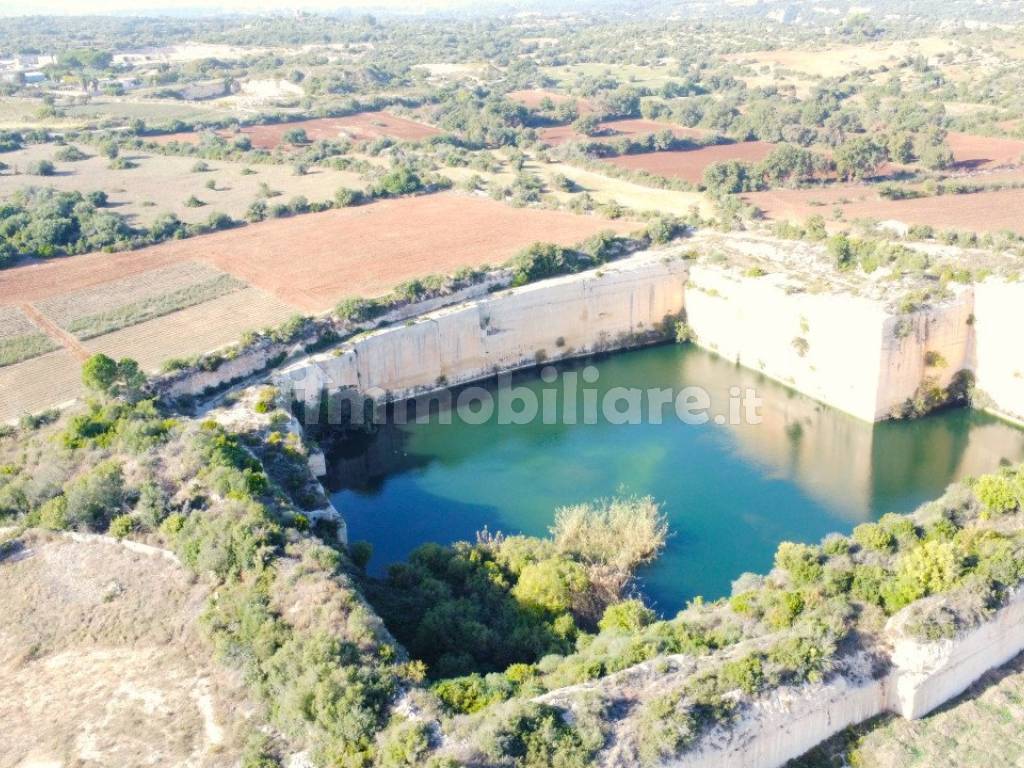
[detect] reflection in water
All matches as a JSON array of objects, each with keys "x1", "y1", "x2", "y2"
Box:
[{"x1": 325, "y1": 344, "x2": 1024, "y2": 614}]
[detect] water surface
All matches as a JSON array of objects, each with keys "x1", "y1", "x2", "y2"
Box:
[{"x1": 325, "y1": 344, "x2": 1024, "y2": 613}]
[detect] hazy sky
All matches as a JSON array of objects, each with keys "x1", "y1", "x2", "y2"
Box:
[{"x1": 0, "y1": 0, "x2": 492, "y2": 14}]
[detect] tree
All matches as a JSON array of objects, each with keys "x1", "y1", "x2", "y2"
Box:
[
  {"x1": 572, "y1": 113, "x2": 600, "y2": 136},
  {"x1": 372, "y1": 166, "x2": 422, "y2": 197},
  {"x1": 702, "y1": 160, "x2": 757, "y2": 195},
  {"x1": 82, "y1": 354, "x2": 145, "y2": 398},
  {"x1": 282, "y1": 127, "x2": 309, "y2": 145},
  {"x1": 834, "y1": 136, "x2": 886, "y2": 181},
  {"x1": 758, "y1": 144, "x2": 816, "y2": 186}
]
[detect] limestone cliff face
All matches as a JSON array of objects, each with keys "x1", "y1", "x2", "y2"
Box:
[
  {"x1": 279, "y1": 251, "x2": 690, "y2": 409},
  {"x1": 888, "y1": 587, "x2": 1024, "y2": 720},
  {"x1": 612, "y1": 593, "x2": 1024, "y2": 768},
  {"x1": 277, "y1": 250, "x2": 1024, "y2": 426},
  {"x1": 973, "y1": 281, "x2": 1024, "y2": 424}
]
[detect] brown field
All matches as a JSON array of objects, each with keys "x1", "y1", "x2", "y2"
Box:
[
  {"x1": 538, "y1": 118, "x2": 708, "y2": 147},
  {"x1": 947, "y1": 131, "x2": 1024, "y2": 171},
  {"x1": 0, "y1": 143, "x2": 365, "y2": 226},
  {"x1": 236, "y1": 111, "x2": 440, "y2": 149},
  {"x1": 744, "y1": 185, "x2": 1024, "y2": 235},
  {"x1": 0, "y1": 349, "x2": 83, "y2": 421},
  {"x1": 507, "y1": 89, "x2": 596, "y2": 113},
  {"x1": 88, "y1": 287, "x2": 297, "y2": 372},
  {"x1": 603, "y1": 141, "x2": 776, "y2": 184},
  {"x1": 0, "y1": 192, "x2": 636, "y2": 315}
]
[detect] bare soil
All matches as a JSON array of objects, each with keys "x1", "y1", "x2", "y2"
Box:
[
  {"x1": 603, "y1": 141, "x2": 777, "y2": 184},
  {"x1": 744, "y1": 185, "x2": 1024, "y2": 235},
  {"x1": 947, "y1": 131, "x2": 1024, "y2": 171},
  {"x1": 0, "y1": 532, "x2": 254, "y2": 768},
  {"x1": 0, "y1": 192, "x2": 636, "y2": 314}
]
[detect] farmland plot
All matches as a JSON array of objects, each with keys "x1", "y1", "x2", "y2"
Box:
[
  {"x1": 0, "y1": 350, "x2": 82, "y2": 422},
  {"x1": 603, "y1": 142, "x2": 776, "y2": 184},
  {"x1": 0, "y1": 305, "x2": 57, "y2": 367},
  {"x1": 87, "y1": 287, "x2": 297, "y2": 372},
  {"x1": 0, "y1": 143, "x2": 365, "y2": 227},
  {"x1": 35, "y1": 262, "x2": 245, "y2": 340}
]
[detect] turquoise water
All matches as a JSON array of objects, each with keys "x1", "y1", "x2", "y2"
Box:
[{"x1": 325, "y1": 344, "x2": 1024, "y2": 614}]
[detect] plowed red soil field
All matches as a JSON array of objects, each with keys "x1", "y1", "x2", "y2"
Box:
[
  {"x1": 507, "y1": 89, "x2": 597, "y2": 114},
  {"x1": 603, "y1": 141, "x2": 777, "y2": 184},
  {"x1": 744, "y1": 185, "x2": 1024, "y2": 235},
  {"x1": 947, "y1": 131, "x2": 1024, "y2": 171},
  {"x1": 0, "y1": 193, "x2": 636, "y2": 314}
]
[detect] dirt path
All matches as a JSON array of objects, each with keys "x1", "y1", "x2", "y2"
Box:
[{"x1": 19, "y1": 303, "x2": 90, "y2": 362}]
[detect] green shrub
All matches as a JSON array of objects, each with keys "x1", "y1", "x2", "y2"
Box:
[
  {"x1": 433, "y1": 674, "x2": 506, "y2": 714},
  {"x1": 477, "y1": 701, "x2": 595, "y2": 768},
  {"x1": 377, "y1": 720, "x2": 432, "y2": 768},
  {"x1": 512, "y1": 559, "x2": 589, "y2": 615},
  {"x1": 372, "y1": 166, "x2": 422, "y2": 197},
  {"x1": 637, "y1": 692, "x2": 697, "y2": 765},
  {"x1": 850, "y1": 565, "x2": 886, "y2": 606},
  {"x1": 54, "y1": 145, "x2": 88, "y2": 161},
  {"x1": 885, "y1": 539, "x2": 966, "y2": 612},
  {"x1": 720, "y1": 653, "x2": 765, "y2": 695},
  {"x1": 27, "y1": 159, "x2": 55, "y2": 176},
  {"x1": 766, "y1": 590, "x2": 805, "y2": 629},
  {"x1": 598, "y1": 600, "x2": 656, "y2": 633},
  {"x1": 63, "y1": 460, "x2": 125, "y2": 531},
  {"x1": 37, "y1": 494, "x2": 69, "y2": 530},
  {"x1": 767, "y1": 635, "x2": 831, "y2": 684},
  {"x1": 349, "y1": 540, "x2": 373, "y2": 571},
  {"x1": 336, "y1": 297, "x2": 386, "y2": 323},
  {"x1": 975, "y1": 474, "x2": 1020, "y2": 517},
  {"x1": 774, "y1": 542, "x2": 824, "y2": 586},
  {"x1": 852, "y1": 522, "x2": 896, "y2": 553},
  {"x1": 334, "y1": 187, "x2": 363, "y2": 207},
  {"x1": 108, "y1": 513, "x2": 136, "y2": 539}
]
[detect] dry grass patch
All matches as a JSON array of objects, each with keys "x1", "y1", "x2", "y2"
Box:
[
  {"x1": 232, "y1": 111, "x2": 440, "y2": 149},
  {"x1": 0, "y1": 306, "x2": 57, "y2": 367},
  {"x1": 796, "y1": 653, "x2": 1024, "y2": 768},
  {"x1": 86, "y1": 287, "x2": 297, "y2": 372},
  {"x1": 0, "y1": 143, "x2": 365, "y2": 226},
  {"x1": 538, "y1": 117, "x2": 707, "y2": 147},
  {"x1": 729, "y1": 37, "x2": 957, "y2": 78},
  {"x1": 0, "y1": 349, "x2": 83, "y2": 422},
  {"x1": 0, "y1": 532, "x2": 252, "y2": 768},
  {"x1": 536, "y1": 161, "x2": 714, "y2": 217}
]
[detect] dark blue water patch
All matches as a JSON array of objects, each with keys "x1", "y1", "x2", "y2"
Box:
[{"x1": 326, "y1": 344, "x2": 1024, "y2": 615}]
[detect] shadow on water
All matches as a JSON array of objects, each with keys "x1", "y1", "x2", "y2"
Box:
[{"x1": 323, "y1": 344, "x2": 1024, "y2": 614}]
